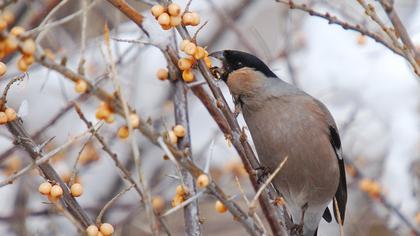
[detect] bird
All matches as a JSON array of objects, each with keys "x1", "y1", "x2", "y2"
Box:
[{"x1": 209, "y1": 50, "x2": 347, "y2": 236}]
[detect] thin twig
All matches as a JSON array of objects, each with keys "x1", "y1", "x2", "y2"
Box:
[
  {"x1": 103, "y1": 25, "x2": 157, "y2": 235},
  {"x1": 96, "y1": 184, "x2": 134, "y2": 225},
  {"x1": 161, "y1": 191, "x2": 205, "y2": 217}
]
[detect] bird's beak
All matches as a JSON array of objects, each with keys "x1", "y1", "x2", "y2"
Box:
[{"x1": 208, "y1": 51, "x2": 228, "y2": 81}]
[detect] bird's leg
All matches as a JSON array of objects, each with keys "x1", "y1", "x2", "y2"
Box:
[{"x1": 290, "y1": 203, "x2": 308, "y2": 236}]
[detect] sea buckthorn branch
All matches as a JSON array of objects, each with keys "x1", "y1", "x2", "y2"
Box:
[
  {"x1": 74, "y1": 103, "x2": 172, "y2": 235},
  {"x1": 170, "y1": 53, "x2": 202, "y2": 234},
  {"x1": 157, "y1": 137, "x2": 265, "y2": 236},
  {"x1": 34, "y1": 54, "x2": 161, "y2": 144},
  {"x1": 276, "y1": 0, "x2": 420, "y2": 78},
  {"x1": 4, "y1": 116, "x2": 93, "y2": 228},
  {"x1": 73, "y1": 104, "x2": 146, "y2": 198},
  {"x1": 275, "y1": 0, "x2": 403, "y2": 56},
  {"x1": 377, "y1": 0, "x2": 420, "y2": 61},
  {"x1": 356, "y1": 0, "x2": 420, "y2": 76}
]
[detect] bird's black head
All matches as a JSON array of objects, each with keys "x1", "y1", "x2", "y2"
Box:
[{"x1": 209, "y1": 50, "x2": 277, "y2": 81}]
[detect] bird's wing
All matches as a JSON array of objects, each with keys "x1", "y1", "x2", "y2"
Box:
[
  {"x1": 329, "y1": 125, "x2": 347, "y2": 224},
  {"x1": 311, "y1": 98, "x2": 347, "y2": 224}
]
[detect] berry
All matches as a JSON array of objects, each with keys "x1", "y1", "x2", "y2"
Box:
[
  {"x1": 99, "y1": 223, "x2": 114, "y2": 236},
  {"x1": 50, "y1": 185, "x2": 63, "y2": 198},
  {"x1": 215, "y1": 200, "x2": 227, "y2": 213},
  {"x1": 156, "y1": 68, "x2": 168, "y2": 80},
  {"x1": 70, "y1": 183, "x2": 83, "y2": 197},
  {"x1": 173, "y1": 125, "x2": 186, "y2": 138},
  {"x1": 196, "y1": 174, "x2": 209, "y2": 188},
  {"x1": 151, "y1": 4, "x2": 165, "y2": 18},
  {"x1": 38, "y1": 182, "x2": 52, "y2": 195}
]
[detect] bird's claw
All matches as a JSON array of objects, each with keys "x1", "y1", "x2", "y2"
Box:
[
  {"x1": 254, "y1": 166, "x2": 271, "y2": 184},
  {"x1": 290, "y1": 224, "x2": 304, "y2": 236}
]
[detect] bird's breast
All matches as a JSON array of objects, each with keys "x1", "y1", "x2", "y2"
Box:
[{"x1": 242, "y1": 95, "x2": 339, "y2": 206}]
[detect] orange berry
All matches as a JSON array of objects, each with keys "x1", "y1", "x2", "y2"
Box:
[
  {"x1": 196, "y1": 174, "x2": 209, "y2": 188},
  {"x1": 204, "y1": 56, "x2": 212, "y2": 68},
  {"x1": 96, "y1": 108, "x2": 110, "y2": 120},
  {"x1": 161, "y1": 24, "x2": 171, "y2": 30},
  {"x1": 194, "y1": 46, "x2": 206, "y2": 60},
  {"x1": 357, "y1": 35, "x2": 366, "y2": 45},
  {"x1": 48, "y1": 195, "x2": 59, "y2": 202},
  {"x1": 180, "y1": 39, "x2": 190, "y2": 51},
  {"x1": 156, "y1": 68, "x2": 168, "y2": 80},
  {"x1": 274, "y1": 197, "x2": 285, "y2": 206},
  {"x1": 5, "y1": 108, "x2": 17, "y2": 122},
  {"x1": 38, "y1": 182, "x2": 52, "y2": 195},
  {"x1": 151, "y1": 4, "x2": 165, "y2": 18},
  {"x1": 10, "y1": 26, "x2": 24, "y2": 37},
  {"x1": 358, "y1": 178, "x2": 372, "y2": 192},
  {"x1": 0, "y1": 19, "x2": 7, "y2": 32},
  {"x1": 75, "y1": 80, "x2": 88, "y2": 93},
  {"x1": 0, "y1": 112, "x2": 7, "y2": 124},
  {"x1": 173, "y1": 124, "x2": 186, "y2": 138},
  {"x1": 99, "y1": 102, "x2": 112, "y2": 111},
  {"x1": 183, "y1": 42, "x2": 196, "y2": 55},
  {"x1": 118, "y1": 126, "x2": 129, "y2": 139},
  {"x1": 21, "y1": 39, "x2": 36, "y2": 55},
  {"x1": 369, "y1": 181, "x2": 381, "y2": 198},
  {"x1": 167, "y1": 130, "x2": 178, "y2": 144},
  {"x1": 152, "y1": 196, "x2": 165, "y2": 213},
  {"x1": 175, "y1": 185, "x2": 188, "y2": 196},
  {"x1": 215, "y1": 200, "x2": 227, "y2": 213},
  {"x1": 0, "y1": 62, "x2": 7, "y2": 76},
  {"x1": 22, "y1": 55, "x2": 34, "y2": 65},
  {"x1": 70, "y1": 183, "x2": 83, "y2": 197},
  {"x1": 171, "y1": 194, "x2": 184, "y2": 207},
  {"x1": 86, "y1": 225, "x2": 99, "y2": 236},
  {"x1": 50, "y1": 185, "x2": 63, "y2": 198},
  {"x1": 5, "y1": 36, "x2": 18, "y2": 52},
  {"x1": 2, "y1": 10, "x2": 14, "y2": 25},
  {"x1": 99, "y1": 223, "x2": 114, "y2": 236},
  {"x1": 182, "y1": 69, "x2": 195, "y2": 82},
  {"x1": 167, "y1": 3, "x2": 181, "y2": 16},
  {"x1": 157, "y1": 13, "x2": 170, "y2": 26},
  {"x1": 17, "y1": 58, "x2": 28, "y2": 72},
  {"x1": 182, "y1": 12, "x2": 194, "y2": 26},
  {"x1": 178, "y1": 57, "x2": 193, "y2": 71},
  {"x1": 190, "y1": 12, "x2": 200, "y2": 26},
  {"x1": 416, "y1": 212, "x2": 420, "y2": 225},
  {"x1": 129, "y1": 113, "x2": 140, "y2": 128},
  {"x1": 170, "y1": 15, "x2": 182, "y2": 27},
  {"x1": 105, "y1": 114, "x2": 115, "y2": 124}
]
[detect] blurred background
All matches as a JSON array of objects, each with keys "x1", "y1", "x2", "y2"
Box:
[{"x1": 0, "y1": 0, "x2": 419, "y2": 235}]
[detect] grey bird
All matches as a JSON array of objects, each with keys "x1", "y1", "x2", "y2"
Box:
[{"x1": 210, "y1": 50, "x2": 347, "y2": 236}]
